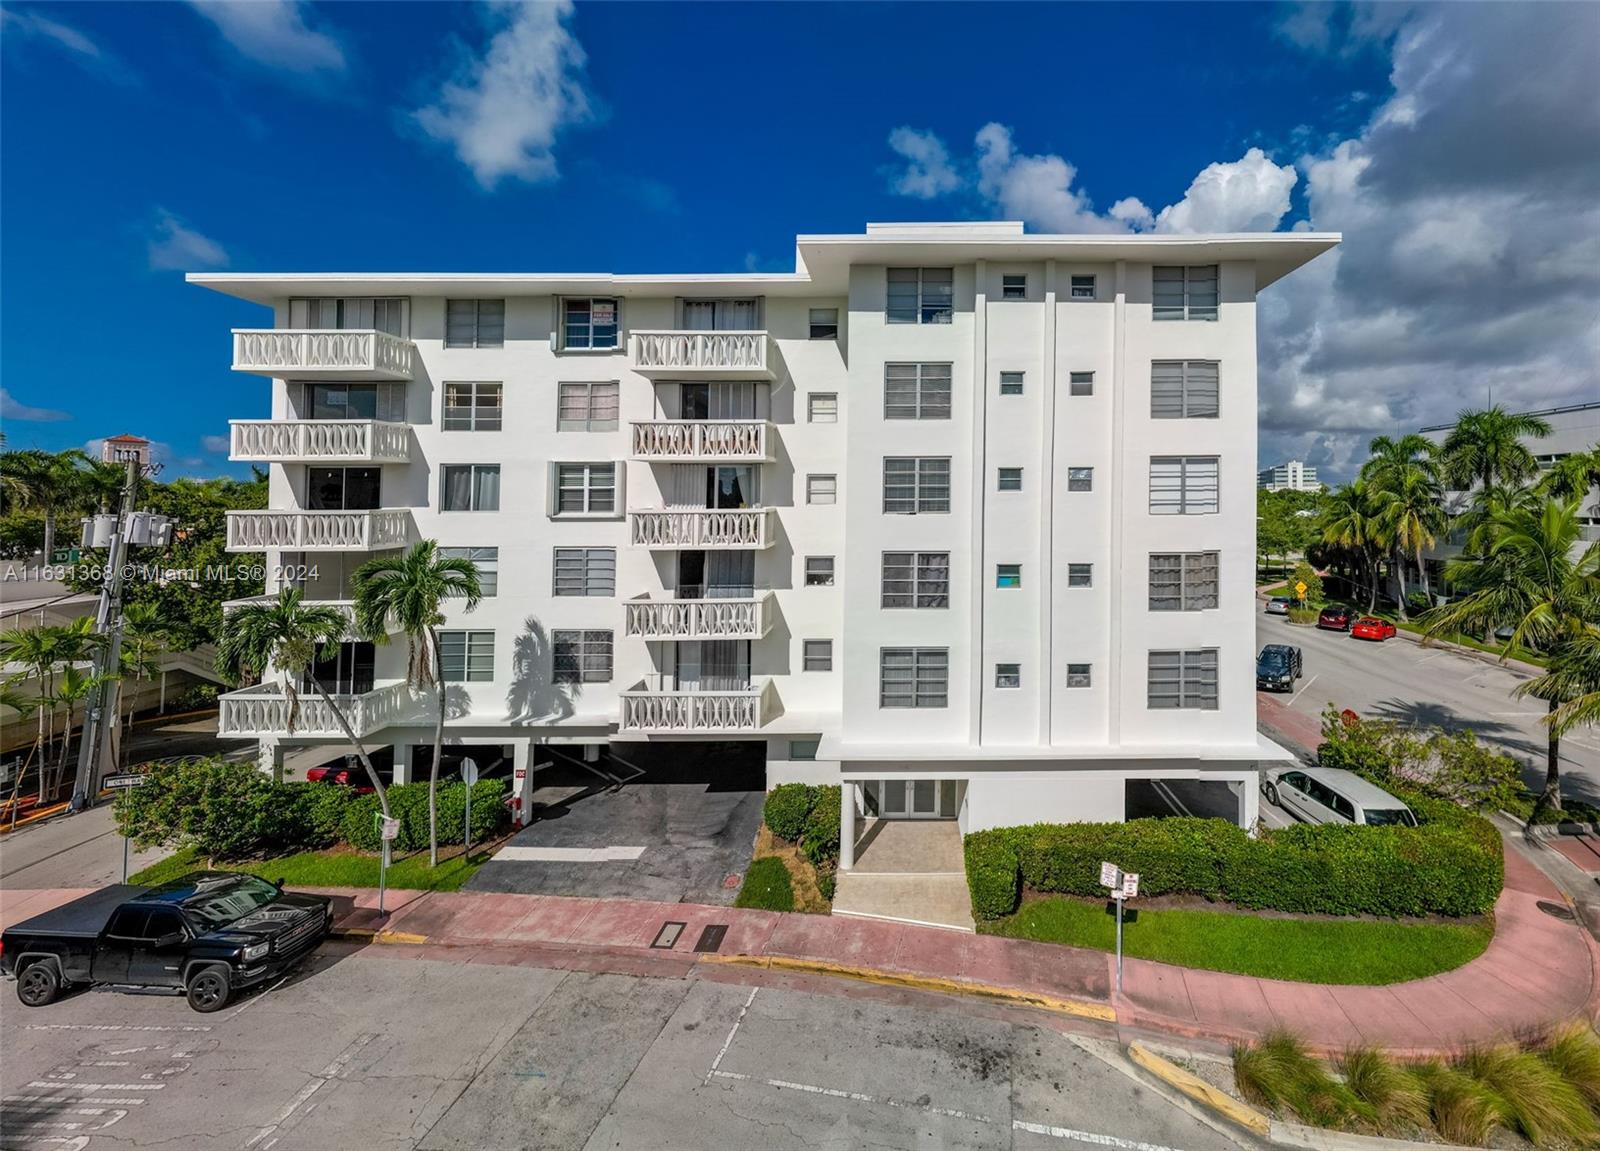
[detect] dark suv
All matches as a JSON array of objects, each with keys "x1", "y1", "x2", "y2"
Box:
[
  {"x1": 1256, "y1": 644, "x2": 1304, "y2": 692},
  {"x1": 1317, "y1": 605, "x2": 1353, "y2": 631}
]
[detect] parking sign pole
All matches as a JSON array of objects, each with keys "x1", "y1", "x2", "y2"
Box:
[
  {"x1": 123, "y1": 830, "x2": 130, "y2": 883},
  {"x1": 1115, "y1": 894, "x2": 1123, "y2": 994},
  {"x1": 376, "y1": 812, "x2": 388, "y2": 919}
]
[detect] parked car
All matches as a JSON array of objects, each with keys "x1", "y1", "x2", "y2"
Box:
[
  {"x1": 1261, "y1": 766, "x2": 1418, "y2": 827},
  {"x1": 306, "y1": 756, "x2": 374, "y2": 794},
  {"x1": 1265, "y1": 596, "x2": 1293, "y2": 616},
  {"x1": 1256, "y1": 644, "x2": 1304, "y2": 691},
  {"x1": 1, "y1": 873, "x2": 332, "y2": 1013},
  {"x1": 1317, "y1": 605, "x2": 1353, "y2": 631},
  {"x1": 1351, "y1": 616, "x2": 1398, "y2": 641}
]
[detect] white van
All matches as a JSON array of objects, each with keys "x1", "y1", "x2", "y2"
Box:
[{"x1": 1261, "y1": 766, "x2": 1418, "y2": 827}]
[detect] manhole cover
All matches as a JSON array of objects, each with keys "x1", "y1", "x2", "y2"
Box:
[
  {"x1": 723, "y1": 873, "x2": 741, "y2": 890},
  {"x1": 1537, "y1": 900, "x2": 1578, "y2": 921},
  {"x1": 694, "y1": 924, "x2": 729, "y2": 953}
]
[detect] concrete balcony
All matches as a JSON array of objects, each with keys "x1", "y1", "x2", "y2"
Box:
[
  {"x1": 629, "y1": 420, "x2": 775, "y2": 463},
  {"x1": 629, "y1": 331, "x2": 775, "y2": 380},
  {"x1": 218, "y1": 681, "x2": 416, "y2": 739},
  {"x1": 628, "y1": 508, "x2": 775, "y2": 549},
  {"x1": 231, "y1": 329, "x2": 415, "y2": 381},
  {"x1": 229, "y1": 420, "x2": 411, "y2": 464},
  {"x1": 623, "y1": 592, "x2": 775, "y2": 641},
  {"x1": 226, "y1": 509, "x2": 411, "y2": 553},
  {"x1": 618, "y1": 677, "x2": 777, "y2": 734}
]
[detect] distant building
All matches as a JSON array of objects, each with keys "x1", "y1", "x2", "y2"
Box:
[
  {"x1": 101, "y1": 434, "x2": 151, "y2": 468},
  {"x1": 1257, "y1": 460, "x2": 1320, "y2": 492}
]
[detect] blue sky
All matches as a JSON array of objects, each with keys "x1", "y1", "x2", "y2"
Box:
[{"x1": 2, "y1": 2, "x2": 1594, "y2": 480}]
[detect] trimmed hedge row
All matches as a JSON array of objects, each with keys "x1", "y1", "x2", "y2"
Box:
[
  {"x1": 965, "y1": 806, "x2": 1502, "y2": 921},
  {"x1": 762, "y1": 783, "x2": 843, "y2": 873},
  {"x1": 342, "y1": 780, "x2": 508, "y2": 852}
]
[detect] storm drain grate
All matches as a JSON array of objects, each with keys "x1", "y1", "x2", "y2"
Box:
[
  {"x1": 1537, "y1": 900, "x2": 1578, "y2": 921},
  {"x1": 694, "y1": 925, "x2": 729, "y2": 953},
  {"x1": 651, "y1": 921, "x2": 687, "y2": 949}
]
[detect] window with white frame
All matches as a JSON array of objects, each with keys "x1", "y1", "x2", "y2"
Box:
[
  {"x1": 1069, "y1": 274, "x2": 1096, "y2": 300},
  {"x1": 809, "y1": 308, "x2": 839, "y2": 339},
  {"x1": 789, "y1": 738, "x2": 820, "y2": 760},
  {"x1": 882, "y1": 457, "x2": 951, "y2": 514},
  {"x1": 803, "y1": 639, "x2": 833, "y2": 672},
  {"x1": 807, "y1": 475, "x2": 837, "y2": 505},
  {"x1": 291, "y1": 297, "x2": 407, "y2": 336},
  {"x1": 562, "y1": 298, "x2": 619, "y2": 349},
  {"x1": 1152, "y1": 265, "x2": 1219, "y2": 321},
  {"x1": 808, "y1": 393, "x2": 838, "y2": 423},
  {"x1": 557, "y1": 381, "x2": 620, "y2": 431},
  {"x1": 995, "y1": 662, "x2": 1021, "y2": 688},
  {"x1": 552, "y1": 547, "x2": 616, "y2": 596},
  {"x1": 553, "y1": 463, "x2": 617, "y2": 515},
  {"x1": 884, "y1": 363, "x2": 952, "y2": 419},
  {"x1": 1151, "y1": 361, "x2": 1220, "y2": 419},
  {"x1": 879, "y1": 647, "x2": 949, "y2": 708},
  {"x1": 438, "y1": 630, "x2": 495, "y2": 682},
  {"x1": 1149, "y1": 456, "x2": 1220, "y2": 515},
  {"x1": 1069, "y1": 371, "x2": 1094, "y2": 397},
  {"x1": 552, "y1": 629, "x2": 614, "y2": 683},
  {"x1": 1001, "y1": 274, "x2": 1027, "y2": 300},
  {"x1": 999, "y1": 371, "x2": 1025, "y2": 396},
  {"x1": 1066, "y1": 663, "x2": 1092, "y2": 688},
  {"x1": 1067, "y1": 466, "x2": 1094, "y2": 492},
  {"x1": 444, "y1": 299, "x2": 505, "y2": 348},
  {"x1": 1067, "y1": 563, "x2": 1093, "y2": 588},
  {"x1": 439, "y1": 546, "x2": 498, "y2": 597},
  {"x1": 881, "y1": 552, "x2": 950, "y2": 608},
  {"x1": 441, "y1": 464, "x2": 500, "y2": 511},
  {"x1": 996, "y1": 563, "x2": 1022, "y2": 589},
  {"x1": 1148, "y1": 648, "x2": 1219, "y2": 710},
  {"x1": 804, "y1": 556, "x2": 835, "y2": 586},
  {"x1": 442, "y1": 382, "x2": 503, "y2": 431},
  {"x1": 886, "y1": 267, "x2": 954, "y2": 324},
  {"x1": 997, "y1": 467, "x2": 1023, "y2": 492},
  {"x1": 1148, "y1": 552, "x2": 1219, "y2": 611}
]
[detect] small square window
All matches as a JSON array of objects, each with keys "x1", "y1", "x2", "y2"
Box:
[
  {"x1": 789, "y1": 738, "x2": 821, "y2": 761},
  {"x1": 997, "y1": 467, "x2": 1024, "y2": 492},
  {"x1": 1067, "y1": 563, "x2": 1093, "y2": 588},
  {"x1": 1001, "y1": 274, "x2": 1027, "y2": 300},
  {"x1": 1068, "y1": 467, "x2": 1093, "y2": 492},
  {"x1": 803, "y1": 639, "x2": 833, "y2": 672},
  {"x1": 808, "y1": 393, "x2": 838, "y2": 423},
  {"x1": 809, "y1": 308, "x2": 839, "y2": 339},
  {"x1": 996, "y1": 563, "x2": 1022, "y2": 589},
  {"x1": 1069, "y1": 371, "x2": 1094, "y2": 397},
  {"x1": 999, "y1": 371, "x2": 1025, "y2": 396},
  {"x1": 1066, "y1": 663, "x2": 1092, "y2": 688},
  {"x1": 804, "y1": 556, "x2": 835, "y2": 586},
  {"x1": 1070, "y1": 275, "x2": 1096, "y2": 300},
  {"x1": 996, "y1": 662, "x2": 1021, "y2": 689},
  {"x1": 807, "y1": 474, "x2": 837, "y2": 505}
]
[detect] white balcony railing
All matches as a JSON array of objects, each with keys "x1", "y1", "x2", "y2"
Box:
[
  {"x1": 618, "y1": 678, "x2": 776, "y2": 733},
  {"x1": 226, "y1": 509, "x2": 411, "y2": 553},
  {"x1": 229, "y1": 420, "x2": 411, "y2": 464},
  {"x1": 231, "y1": 329, "x2": 415, "y2": 380},
  {"x1": 629, "y1": 330, "x2": 775, "y2": 379},
  {"x1": 628, "y1": 508, "x2": 774, "y2": 549},
  {"x1": 218, "y1": 681, "x2": 416, "y2": 739},
  {"x1": 623, "y1": 592, "x2": 775, "y2": 640},
  {"x1": 629, "y1": 420, "x2": 774, "y2": 462}
]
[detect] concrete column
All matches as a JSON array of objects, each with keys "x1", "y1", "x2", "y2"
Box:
[
  {"x1": 256, "y1": 739, "x2": 283, "y2": 783},
  {"x1": 839, "y1": 781, "x2": 856, "y2": 871},
  {"x1": 1232, "y1": 775, "x2": 1260, "y2": 832},
  {"x1": 391, "y1": 742, "x2": 413, "y2": 785},
  {"x1": 512, "y1": 739, "x2": 534, "y2": 828}
]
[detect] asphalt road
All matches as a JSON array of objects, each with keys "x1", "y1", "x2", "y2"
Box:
[{"x1": 0, "y1": 950, "x2": 1250, "y2": 1151}]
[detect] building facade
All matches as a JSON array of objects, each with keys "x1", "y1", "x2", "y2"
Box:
[
  {"x1": 191, "y1": 222, "x2": 1337, "y2": 863},
  {"x1": 1256, "y1": 459, "x2": 1320, "y2": 491}
]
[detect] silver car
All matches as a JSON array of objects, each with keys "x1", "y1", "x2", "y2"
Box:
[
  {"x1": 1265, "y1": 596, "x2": 1293, "y2": 615},
  {"x1": 1261, "y1": 765, "x2": 1418, "y2": 826}
]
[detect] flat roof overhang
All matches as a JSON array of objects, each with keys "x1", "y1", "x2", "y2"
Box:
[{"x1": 821, "y1": 734, "x2": 1296, "y2": 765}]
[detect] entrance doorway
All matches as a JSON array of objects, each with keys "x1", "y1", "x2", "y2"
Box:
[{"x1": 862, "y1": 779, "x2": 959, "y2": 819}]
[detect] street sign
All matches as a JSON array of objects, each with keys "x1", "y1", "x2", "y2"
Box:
[
  {"x1": 461, "y1": 759, "x2": 479, "y2": 786},
  {"x1": 103, "y1": 772, "x2": 148, "y2": 790},
  {"x1": 1121, "y1": 872, "x2": 1141, "y2": 899},
  {"x1": 1295, "y1": 580, "x2": 1308, "y2": 598},
  {"x1": 1099, "y1": 861, "x2": 1121, "y2": 888},
  {"x1": 379, "y1": 816, "x2": 400, "y2": 842}
]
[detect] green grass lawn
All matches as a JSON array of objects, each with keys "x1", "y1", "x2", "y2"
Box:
[
  {"x1": 981, "y1": 897, "x2": 1493, "y2": 985},
  {"x1": 131, "y1": 843, "x2": 494, "y2": 892},
  {"x1": 733, "y1": 855, "x2": 795, "y2": 912}
]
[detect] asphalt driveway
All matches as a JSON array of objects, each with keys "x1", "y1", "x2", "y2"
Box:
[{"x1": 466, "y1": 741, "x2": 766, "y2": 906}]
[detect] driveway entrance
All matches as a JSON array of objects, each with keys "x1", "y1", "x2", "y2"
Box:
[{"x1": 832, "y1": 820, "x2": 974, "y2": 933}]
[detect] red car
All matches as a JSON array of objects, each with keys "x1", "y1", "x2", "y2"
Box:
[
  {"x1": 1317, "y1": 606, "x2": 1353, "y2": 631},
  {"x1": 1350, "y1": 616, "x2": 1397, "y2": 642},
  {"x1": 305, "y1": 764, "x2": 375, "y2": 794}
]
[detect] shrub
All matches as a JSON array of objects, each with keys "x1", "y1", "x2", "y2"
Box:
[
  {"x1": 764, "y1": 784, "x2": 817, "y2": 842},
  {"x1": 734, "y1": 856, "x2": 794, "y2": 912},
  {"x1": 1456, "y1": 1045, "x2": 1595, "y2": 1146},
  {"x1": 801, "y1": 786, "x2": 841, "y2": 865},
  {"x1": 816, "y1": 868, "x2": 836, "y2": 901},
  {"x1": 964, "y1": 832, "x2": 1021, "y2": 919},
  {"x1": 1340, "y1": 1046, "x2": 1429, "y2": 1133},
  {"x1": 114, "y1": 757, "x2": 313, "y2": 860},
  {"x1": 342, "y1": 780, "x2": 507, "y2": 852},
  {"x1": 1232, "y1": 1032, "x2": 1360, "y2": 1127},
  {"x1": 1289, "y1": 561, "x2": 1323, "y2": 606},
  {"x1": 1540, "y1": 1024, "x2": 1600, "y2": 1112}
]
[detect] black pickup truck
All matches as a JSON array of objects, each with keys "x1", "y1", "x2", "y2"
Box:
[{"x1": 1, "y1": 872, "x2": 332, "y2": 1013}]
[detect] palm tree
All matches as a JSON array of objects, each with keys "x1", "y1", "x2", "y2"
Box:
[
  {"x1": 1421, "y1": 497, "x2": 1600, "y2": 810},
  {"x1": 0, "y1": 449, "x2": 93, "y2": 564},
  {"x1": 1, "y1": 618, "x2": 107, "y2": 800},
  {"x1": 1440, "y1": 405, "x2": 1552, "y2": 494},
  {"x1": 1536, "y1": 446, "x2": 1600, "y2": 503},
  {"x1": 1361, "y1": 435, "x2": 1445, "y2": 615},
  {"x1": 51, "y1": 665, "x2": 118, "y2": 782},
  {"x1": 118, "y1": 603, "x2": 168, "y2": 769},
  {"x1": 1320, "y1": 480, "x2": 1385, "y2": 611},
  {"x1": 353, "y1": 542, "x2": 482, "y2": 867},
  {"x1": 215, "y1": 588, "x2": 391, "y2": 818},
  {"x1": 1523, "y1": 626, "x2": 1600, "y2": 740}
]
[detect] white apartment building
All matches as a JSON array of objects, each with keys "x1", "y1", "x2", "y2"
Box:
[
  {"x1": 190, "y1": 221, "x2": 1337, "y2": 866},
  {"x1": 1257, "y1": 459, "x2": 1320, "y2": 492}
]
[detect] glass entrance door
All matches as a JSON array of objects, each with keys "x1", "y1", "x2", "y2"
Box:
[{"x1": 862, "y1": 779, "x2": 958, "y2": 820}]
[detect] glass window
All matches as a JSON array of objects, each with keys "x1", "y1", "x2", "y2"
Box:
[
  {"x1": 1067, "y1": 467, "x2": 1093, "y2": 492},
  {"x1": 879, "y1": 647, "x2": 949, "y2": 708},
  {"x1": 997, "y1": 467, "x2": 1023, "y2": 492},
  {"x1": 1001, "y1": 274, "x2": 1026, "y2": 300},
  {"x1": 562, "y1": 298, "x2": 619, "y2": 349},
  {"x1": 1147, "y1": 648, "x2": 1220, "y2": 710},
  {"x1": 884, "y1": 363, "x2": 952, "y2": 420},
  {"x1": 1067, "y1": 563, "x2": 1093, "y2": 588},
  {"x1": 439, "y1": 546, "x2": 499, "y2": 597},
  {"x1": 999, "y1": 371, "x2": 1025, "y2": 396},
  {"x1": 881, "y1": 552, "x2": 950, "y2": 609},
  {"x1": 1152, "y1": 266, "x2": 1219, "y2": 321},
  {"x1": 1069, "y1": 371, "x2": 1094, "y2": 397},
  {"x1": 307, "y1": 466, "x2": 381, "y2": 511},
  {"x1": 886, "y1": 267, "x2": 954, "y2": 324},
  {"x1": 444, "y1": 299, "x2": 505, "y2": 348},
  {"x1": 803, "y1": 639, "x2": 833, "y2": 672},
  {"x1": 808, "y1": 393, "x2": 838, "y2": 423},
  {"x1": 882, "y1": 457, "x2": 951, "y2": 514},
  {"x1": 1066, "y1": 663, "x2": 1092, "y2": 688},
  {"x1": 305, "y1": 382, "x2": 404, "y2": 422},
  {"x1": 1069, "y1": 275, "x2": 1096, "y2": 300},
  {"x1": 1149, "y1": 456, "x2": 1220, "y2": 515},
  {"x1": 554, "y1": 463, "x2": 617, "y2": 515},
  {"x1": 442, "y1": 382, "x2": 502, "y2": 431},
  {"x1": 789, "y1": 738, "x2": 821, "y2": 760},
  {"x1": 995, "y1": 663, "x2": 1021, "y2": 688},
  {"x1": 996, "y1": 563, "x2": 1022, "y2": 589},
  {"x1": 804, "y1": 556, "x2": 835, "y2": 586},
  {"x1": 809, "y1": 308, "x2": 839, "y2": 339},
  {"x1": 552, "y1": 629, "x2": 614, "y2": 683},
  {"x1": 291, "y1": 297, "x2": 407, "y2": 336},
  {"x1": 1151, "y1": 361, "x2": 1220, "y2": 419},
  {"x1": 441, "y1": 464, "x2": 500, "y2": 511},
  {"x1": 438, "y1": 630, "x2": 495, "y2": 682},
  {"x1": 806, "y1": 475, "x2": 837, "y2": 505},
  {"x1": 1149, "y1": 552, "x2": 1219, "y2": 611},
  {"x1": 557, "y1": 381, "x2": 620, "y2": 431},
  {"x1": 552, "y1": 548, "x2": 616, "y2": 596}
]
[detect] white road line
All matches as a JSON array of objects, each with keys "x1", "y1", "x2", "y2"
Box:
[
  {"x1": 242, "y1": 1032, "x2": 375, "y2": 1149},
  {"x1": 25, "y1": 1082, "x2": 164, "y2": 1093},
  {"x1": 1013, "y1": 1120, "x2": 1187, "y2": 1150},
  {"x1": 6, "y1": 1096, "x2": 147, "y2": 1106},
  {"x1": 1289, "y1": 673, "x2": 1320, "y2": 704},
  {"x1": 704, "y1": 987, "x2": 759, "y2": 1085},
  {"x1": 23, "y1": 1024, "x2": 211, "y2": 1033},
  {"x1": 493, "y1": 845, "x2": 648, "y2": 862}
]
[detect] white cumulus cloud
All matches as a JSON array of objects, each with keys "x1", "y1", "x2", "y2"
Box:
[
  {"x1": 972, "y1": 123, "x2": 1127, "y2": 234},
  {"x1": 0, "y1": 388, "x2": 70, "y2": 423},
  {"x1": 1152, "y1": 148, "x2": 1298, "y2": 233},
  {"x1": 188, "y1": 0, "x2": 345, "y2": 75},
  {"x1": 201, "y1": 434, "x2": 231, "y2": 454},
  {"x1": 886, "y1": 126, "x2": 962, "y2": 199},
  {"x1": 148, "y1": 209, "x2": 229, "y2": 272}
]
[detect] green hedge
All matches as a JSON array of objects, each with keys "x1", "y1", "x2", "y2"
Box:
[
  {"x1": 343, "y1": 781, "x2": 508, "y2": 852},
  {"x1": 763, "y1": 784, "x2": 816, "y2": 842},
  {"x1": 801, "y1": 786, "x2": 842, "y2": 866}
]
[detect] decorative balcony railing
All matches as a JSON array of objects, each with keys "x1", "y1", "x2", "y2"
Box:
[
  {"x1": 231, "y1": 329, "x2": 415, "y2": 380},
  {"x1": 226, "y1": 509, "x2": 411, "y2": 553},
  {"x1": 218, "y1": 681, "x2": 416, "y2": 739},
  {"x1": 629, "y1": 330, "x2": 775, "y2": 379},
  {"x1": 628, "y1": 508, "x2": 774, "y2": 549},
  {"x1": 623, "y1": 592, "x2": 775, "y2": 640},
  {"x1": 618, "y1": 677, "x2": 776, "y2": 733},
  {"x1": 229, "y1": 420, "x2": 411, "y2": 464},
  {"x1": 629, "y1": 420, "x2": 774, "y2": 462}
]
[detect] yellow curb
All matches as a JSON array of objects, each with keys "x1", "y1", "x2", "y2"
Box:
[
  {"x1": 329, "y1": 927, "x2": 428, "y2": 945},
  {"x1": 699, "y1": 953, "x2": 1116, "y2": 1022},
  {"x1": 1127, "y1": 1041, "x2": 1270, "y2": 1137}
]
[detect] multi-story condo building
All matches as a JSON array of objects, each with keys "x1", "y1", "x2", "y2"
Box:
[
  {"x1": 190, "y1": 221, "x2": 1337, "y2": 872},
  {"x1": 1256, "y1": 459, "x2": 1320, "y2": 492}
]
